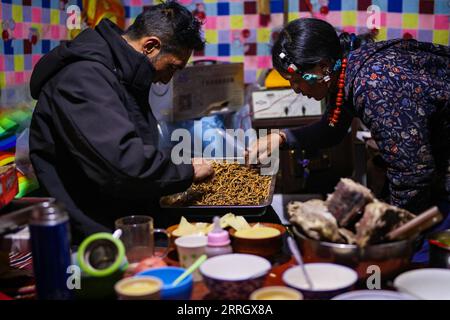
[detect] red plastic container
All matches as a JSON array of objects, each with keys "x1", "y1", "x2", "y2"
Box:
[{"x1": 0, "y1": 165, "x2": 18, "y2": 210}]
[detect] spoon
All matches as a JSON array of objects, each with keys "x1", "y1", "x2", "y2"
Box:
[
  {"x1": 172, "y1": 254, "x2": 207, "y2": 287},
  {"x1": 112, "y1": 229, "x2": 122, "y2": 239},
  {"x1": 287, "y1": 237, "x2": 314, "y2": 290}
]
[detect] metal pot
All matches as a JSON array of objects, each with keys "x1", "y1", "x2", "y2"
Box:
[
  {"x1": 428, "y1": 229, "x2": 450, "y2": 269},
  {"x1": 292, "y1": 226, "x2": 415, "y2": 282}
]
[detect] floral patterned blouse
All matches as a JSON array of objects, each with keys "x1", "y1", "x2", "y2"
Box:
[{"x1": 288, "y1": 39, "x2": 450, "y2": 213}]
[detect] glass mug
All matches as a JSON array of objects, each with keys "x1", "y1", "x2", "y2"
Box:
[{"x1": 115, "y1": 216, "x2": 169, "y2": 264}]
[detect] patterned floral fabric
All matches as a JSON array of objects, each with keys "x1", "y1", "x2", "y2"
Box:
[{"x1": 345, "y1": 39, "x2": 450, "y2": 213}]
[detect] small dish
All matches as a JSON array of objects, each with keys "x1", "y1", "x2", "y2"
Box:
[
  {"x1": 229, "y1": 223, "x2": 286, "y2": 258},
  {"x1": 250, "y1": 286, "x2": 303, "y2": 300},
  {"x1": 282, "y1": 263, "x2": 358, "y2": 300},
  {"x1": 115, "y1": 276, "x2": 162, "y2": 300}
]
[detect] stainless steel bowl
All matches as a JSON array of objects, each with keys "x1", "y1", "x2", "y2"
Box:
[{"x1": 292, "y1": 226, "x2": 415, "y2": 281}]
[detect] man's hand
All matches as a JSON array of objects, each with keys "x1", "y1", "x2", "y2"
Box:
[
  {"x1": 247, "y1": 132, "x2": 286, "y2": 165},
  {"x1": 192, "y1": 158, "x2": 214, "y2": 182}
]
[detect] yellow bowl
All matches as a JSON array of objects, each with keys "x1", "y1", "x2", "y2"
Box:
[
  {"x1": 250, "y1": 286, "x2": 303, "y2": 300},
  {"x1": 115, "y1": 276, "x2": 162, "y2": 300},
  {"x1": 229, "y1": 223, "x2": 287, "y2": 258}
]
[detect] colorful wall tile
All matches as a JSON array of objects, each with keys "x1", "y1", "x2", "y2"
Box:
[
  {"x1": 1, "y1": 0, "x2": 449, "y2": 91},
  {"x1": 288, "y1": 0, "x2": 449, "y2": 45},
  {"x1": 1, "y1": 0, "x2": 83, "y2": 92}
]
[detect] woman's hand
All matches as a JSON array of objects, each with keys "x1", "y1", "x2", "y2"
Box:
[
  {"x1": 247, "y1": 132, "x2": 286, "y2": 165},
  {"x1": 192, "y1": 158, "x2": 214, "y2": 182}
]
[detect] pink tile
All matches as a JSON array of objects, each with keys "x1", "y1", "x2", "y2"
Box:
[
  {"x1": 386, "y1": 13, "x2": 402, "y2": 28},
  {"x1": 51, "y1": 25, "x2": 60, "y2": 39},
  {"x1": 343, "y1": 26, "x2": 356, "y2": 33},
  {"x1": 326, "y1": 12, "x2": 342, "y2": 26},
  {"x1": 257, "y1": 56, "x2": 272, "y2": 69},
  {"x1": 244, "y1": 56, "x2": 258, "y2": 69},
  {"x1": 434, "y1": 15, "x2": 449, "y2": 30},
  {"x1": 217, "y1": 16, "x2": 230, "y2": 29},
  {"x1": 131, "y1": 0, "x2": 142, "y2": 5},
  {"x1": 32, "y1": 55, "x2": 43, "y2": 68},
  {"x1": 13, "y1": 23, "x2": 24, "y2": 39},
  {"x1": 244, "y1": 15, "x2": 259, "y2": 29},
  {"x1": 0, "y1": 56, "x2": 4, "y2": 72},
  {"x1": 418, "y1": 14, "x2": 434, "y2": 29},
  {"x1": 32, "y1": 8, "x2": 42, "y2": 23},
  {"x1": 204, "y1": 16, "x2": 217, "y2": 29},
  {"x1": 15, "y1": 72, "x2": 24, "y2": 85},
  {"x1": 380, "y1": 12, "x2": 386, "y2": 27}
]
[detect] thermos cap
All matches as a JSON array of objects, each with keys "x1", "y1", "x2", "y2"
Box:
[{"x1": 30, "y1": 202, "x2": 69, "y2": 226}]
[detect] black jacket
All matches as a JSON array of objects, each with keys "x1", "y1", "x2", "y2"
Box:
[{"x1": 29, "y1": 19, "x2": 194, "y2": 242}]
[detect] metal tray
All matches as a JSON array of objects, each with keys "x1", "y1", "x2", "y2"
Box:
[{"x1": 160, "y1": 174, "x2": 277, "y2": 219}]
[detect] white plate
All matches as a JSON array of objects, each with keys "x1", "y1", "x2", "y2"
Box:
[
  {"x1": 332, "y1": 290, "x2": 417, "y2": 300},
  {"x1": 394, "y1": 269, "x2": 450, "y2": 300}
]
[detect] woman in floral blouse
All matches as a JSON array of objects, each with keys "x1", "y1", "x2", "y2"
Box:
[{"x1": 250, "y1": 18, "x2": 449, "y2": 216}]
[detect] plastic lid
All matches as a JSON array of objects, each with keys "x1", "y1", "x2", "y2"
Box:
[
  {"x1": 77, "y1": 232, "x2": 126, "y2": 277},
  {"x1": 208, "y1": 217, "x2": 230, "y2": 247}
]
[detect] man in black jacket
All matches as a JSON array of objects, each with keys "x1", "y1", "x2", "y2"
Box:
[{"x1": 29, "y1": 1, "x2": 213, "y2": 242}]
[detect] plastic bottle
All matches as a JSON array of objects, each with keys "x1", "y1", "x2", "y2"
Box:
[{"x1": 205, "y1": 216, "x2": 233, "y2": 258}]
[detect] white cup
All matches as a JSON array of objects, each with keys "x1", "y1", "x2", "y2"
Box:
[{"x1": 175, "y1": 235, "x2": 208, "y2": 282}]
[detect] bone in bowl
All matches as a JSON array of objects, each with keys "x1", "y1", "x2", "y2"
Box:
[{"x1": 292, "y1": 226, "x2": 415, "y2": 281}]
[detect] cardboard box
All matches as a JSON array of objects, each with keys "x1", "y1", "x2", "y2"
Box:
[
  {"x1": 150, "y1": 62, "x2": 245, "y2": 122},
  {"x1": 251, "y1": 89, "x2": 323, "y2": 119}
]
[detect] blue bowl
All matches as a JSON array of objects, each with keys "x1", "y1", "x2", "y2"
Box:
[{"x1": 137, "y1": 267, "x2": 193, "y2": 300}]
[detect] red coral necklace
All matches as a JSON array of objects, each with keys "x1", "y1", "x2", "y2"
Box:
[{"x1": 328, "y1": 57, "x2": 348, "y2": 127}]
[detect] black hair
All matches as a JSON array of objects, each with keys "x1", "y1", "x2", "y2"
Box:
[
  {"x1": 125, "y1": 0, "x2": 205, "y2": 55},
  {"x1": 272, "y1": 18, "x2": 375, "y2": 73}
]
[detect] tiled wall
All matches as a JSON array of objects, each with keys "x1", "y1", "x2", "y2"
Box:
[
  {"x1": 288, "y1": 0, "x2": 449, "y2": 45},
  {"x1": 0, "y1": 0, "x2": 82, "y2": 92},
  {"x1": 1, "y1": 0, "x2": 449, "y2": 92}
]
